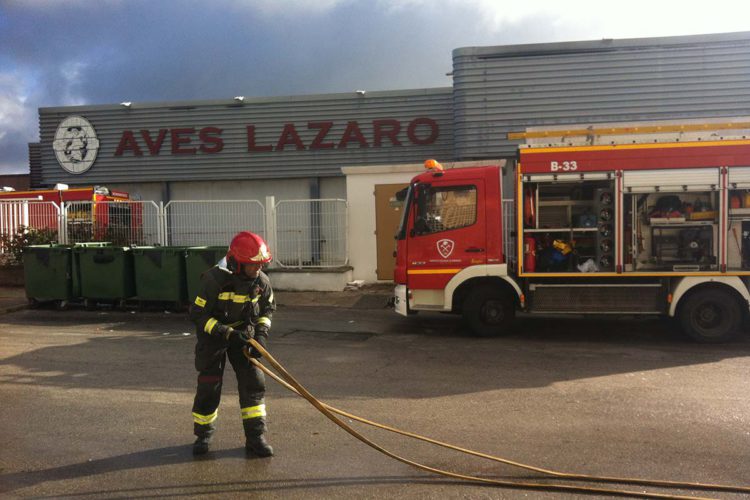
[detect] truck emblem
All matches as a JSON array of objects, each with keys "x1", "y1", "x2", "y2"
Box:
[
  {"x1": 437, "y1": 239, "x2": 455, "y2": 258},
  {"x1": 53, "y1": 115, "x2": 100, "y2": 174}
]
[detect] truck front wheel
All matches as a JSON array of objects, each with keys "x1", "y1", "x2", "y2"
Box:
[
  {"x1": 678, "y1": 288, "x2": 742, "y2": 343},
  {"x1": 463, "y1": 285, "x2": 515, "y2": 337}
]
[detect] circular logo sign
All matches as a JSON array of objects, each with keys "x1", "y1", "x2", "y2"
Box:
[{"x1": 53, "y1": 116, "x2": 100, "y2": 174}]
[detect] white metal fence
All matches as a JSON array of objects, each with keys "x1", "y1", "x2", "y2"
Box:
[
  {"x1": 164, "y1": 200, "x2": 266, "y2": 246},
  {"x1": 274, "y1": 199, "x2": 348, "y2": 267},
  {"x1": 0, "y1": 200, "x2": 62, "y2": 247},
  {"x1": 1, "y1": 198, "x2": 348, "y2": 268},
  {"x1": 63, "y1": 201, "x2": 162, "y2": 245}
]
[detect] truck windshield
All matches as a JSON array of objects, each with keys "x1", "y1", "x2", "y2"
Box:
[{"x1": 395, "y1": 184, "x2": 413, "y2": 240}]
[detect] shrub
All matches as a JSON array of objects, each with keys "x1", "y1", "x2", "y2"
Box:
[{"x1": 0, "y1": 225, "x2": 58, "y2": 266}]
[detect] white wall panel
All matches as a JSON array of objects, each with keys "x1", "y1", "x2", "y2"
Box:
[{"x1": 169, "y1": 178, "x2": 309, "y2": 201}]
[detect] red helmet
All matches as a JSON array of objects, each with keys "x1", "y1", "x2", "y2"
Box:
[{"x1": 227, "y1": 231, "x2": 272, "y2": 271}]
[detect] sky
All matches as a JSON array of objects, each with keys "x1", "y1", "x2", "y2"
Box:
[{"x1": 2, "y1": 0, "x2": 750, "y2": 174}]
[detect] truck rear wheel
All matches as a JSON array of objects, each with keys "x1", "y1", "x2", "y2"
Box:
[
  {"x1": 463, "y1": 285, "x2": 515, "y2": 337},
  {"x1": 678, "y1": 288, "x2": 742, "y2": 343}
]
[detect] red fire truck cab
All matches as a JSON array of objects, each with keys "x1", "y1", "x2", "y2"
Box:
[{"x1": 394, "y1": 121, "x2": 750, "y2": 343}]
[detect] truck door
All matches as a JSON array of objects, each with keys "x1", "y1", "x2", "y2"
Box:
[{"x1": 407, "y1": 178, "x2": 486, "y2": 291}]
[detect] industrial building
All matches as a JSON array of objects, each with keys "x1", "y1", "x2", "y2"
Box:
[{"x1": 28, "y1": 31, "x2": 750, "y2": 286}]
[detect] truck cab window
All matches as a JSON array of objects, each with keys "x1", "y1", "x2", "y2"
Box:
[
  {"x1": 395, "y1": 185, "x2": 413, "y2": 240},
  {"x1": 416, "y1": 185, "x2": 477, "y2": 235}
]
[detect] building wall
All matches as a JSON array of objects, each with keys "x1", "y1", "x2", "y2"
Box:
[
  {"x1": 343, "y1": 160, "x2": 502, "y2": 282},
  {"x1": 344, "y1": 163, "x2": 424, "y2": 282},
  {"x1": 319, "y1": 177, "x2": 346, "y2": 200},
  {"x1": 107, "y1": 182, "x2": 166, "y2": 202},
  {"x1": 0, "y1": 174, "x2": 31, "y2": 191},
  {"x1": 453, "y1": 31, "x2": 750, "y2": 159},
  {"x1": 108, "y1": 176, "x2": 346, "y2": 204},
  {"x1": 167, "y1": 178, "x2": 309, "y2": 201},
  {"x1": 38, "y1": 88, "x2": 454, "y2": 186}
]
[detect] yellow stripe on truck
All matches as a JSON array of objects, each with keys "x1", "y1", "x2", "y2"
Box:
[{"x1": 407, "y1": 269, "x2": 461, "y2": 275}]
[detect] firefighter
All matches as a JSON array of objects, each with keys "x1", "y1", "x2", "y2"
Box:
[{"x1": 189, "y1": 231, "x2": 276, "y2": 457}]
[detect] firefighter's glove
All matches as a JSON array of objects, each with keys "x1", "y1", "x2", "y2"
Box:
[
  {"x1": 224, "y1": 327, "x2": 252, "y2": 349},
  {"x1": 249, "y1": 331, "x2": 268, "y2": 359}
]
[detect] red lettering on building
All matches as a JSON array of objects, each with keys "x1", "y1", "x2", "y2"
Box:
[
  {"x1": 338, "y1": 121, "x2": 369, "y2": 149},
  {"x1": 171, "y1": 128, "x2": 196, "y2": 154},
  {"x1": 247, "y1": 125, "x2": 273, "y2": 152},
  {"x1": 407, "y1": 117, "x2": 439, "y2": 145},
  {"x1": 114, "y1": 118, "x2": 439, "y2": 158},
  {"x1": 115, "y1": 127, "x2": 224, "y2": 156},
  {"x1": 373, "y1": 119, "x2": 402, "y2": 147},
  {"x1": 141, "y1": 129, "x2": 167, "y2": 155},
  {"x1": 308, "y1": 121, "x2": 335, "y2": 149},
  {"x1": 114, "y1": 130, "x2": 143, "y2": 156},
  {"x1": 199, "y1": 127, "x2": 224, "y2": 153},
  {"x1": 276, "y1": 123, "x2": 305, "y2": 151}
]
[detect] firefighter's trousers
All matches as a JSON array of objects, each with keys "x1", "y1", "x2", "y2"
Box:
[{"x1": 192, "y1": 338, "x2": 267, "y2": 440}]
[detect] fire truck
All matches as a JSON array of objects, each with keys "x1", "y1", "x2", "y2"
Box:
[
  {"x1": 393, "y1": 120, "x2": 750, "y2": 343},
  {"x1": 0, "y1": 185, "x2": 136, "y2": 244}
]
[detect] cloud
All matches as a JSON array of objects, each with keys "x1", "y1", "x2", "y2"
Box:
[
  {"x1": 1, "y1": 0, "x2": 749, "y2": 174},
  {"x1": 452, "y1": 0, "x2": 750, "y2": 40},
  {"x1": 0, "y1": 72, "x2": 38, "y2": 173},
  {"x1": 232, "y1": 0, "x2": 352, "y2": 16}
]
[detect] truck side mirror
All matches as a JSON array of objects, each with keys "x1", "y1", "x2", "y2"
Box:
[
  {"x1": 413, "y1": 183, "x2": 430, "y2": 236},
  {"x1": 413, "y1": 216, "x2": 428, "y2": 236}
]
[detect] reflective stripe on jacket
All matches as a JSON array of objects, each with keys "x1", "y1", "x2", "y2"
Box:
[{"x1": 189, "y1": 266, "x2": 275, "y2": 337}]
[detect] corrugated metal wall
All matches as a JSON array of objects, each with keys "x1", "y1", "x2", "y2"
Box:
[
  {"x1": 28, "y1": 143, "x2": 42, "y2": 188},
  {"x1": 38, "y1": 88, "x2": 453, "y2": 185},
  {"x1": 453, "y1": 32, "x2": 750, "y2": 160}
]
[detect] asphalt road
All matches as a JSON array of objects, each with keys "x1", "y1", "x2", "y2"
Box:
[{"x1": 1, "y1": 303, "x2": 749, "y2": 499}]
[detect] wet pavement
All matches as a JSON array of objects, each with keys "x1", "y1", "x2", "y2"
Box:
[{"x1": 1, "y1": 289, "x2": 749, "y2": 499}]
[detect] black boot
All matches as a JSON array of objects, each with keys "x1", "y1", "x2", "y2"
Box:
[
  {"x1": 192, "y1": 421, "x2": 215, "y2": 456},
  {"x1": 245, "y1": 434, "x2": 273, "y2": 457},
  {"x1": 192, "y1": 435, "x2": 211, "y2": 456},
  {"x1": 243, "y1": 417, "x2": 272, "y2": 457}
]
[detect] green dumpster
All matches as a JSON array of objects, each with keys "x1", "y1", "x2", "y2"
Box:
[
  {"x1": 23, "y1": 245, "x2": 74, "y2": 304},
  {"x1": 185, "y1": 246, "x2": 227, "y2": 302},
  {"x1": 76, "y1": 246, "x2": 135, "y2": 302},
  {"x1": 132, "y1": 246, "x2": 187, "y2": 303},
  {"x1": 71, "y1": 242, "x2": 112, "y2": 298}
]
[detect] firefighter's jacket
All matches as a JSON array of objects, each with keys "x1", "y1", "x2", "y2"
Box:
[{"x1": 189, "y1": 265, "x2": 275, "y2": 340}]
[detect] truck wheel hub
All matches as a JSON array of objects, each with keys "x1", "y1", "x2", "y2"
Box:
[
  {"x1": 481, "y1": 300, "x2": 503, "y2": 324},
  {"x1": 696, "y1": 303, "x2": 720, "y2": 327}
]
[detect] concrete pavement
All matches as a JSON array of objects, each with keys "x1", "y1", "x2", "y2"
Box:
[
  {"x1": 1, "y1": 303, "x2": 749, "y2": 499},
  {"x1": 0, "y1": 286, "x2": 27, "y2": 314},
  {"x1": 0, "y1": 283, "x2": 394, "y2": 314}
]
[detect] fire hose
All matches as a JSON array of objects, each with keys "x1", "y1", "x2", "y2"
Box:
[{"x1": 243, "y1": 341, "x2": 749, "y2": 499}]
